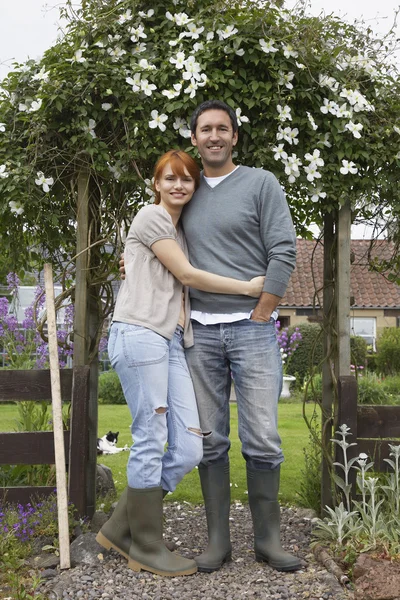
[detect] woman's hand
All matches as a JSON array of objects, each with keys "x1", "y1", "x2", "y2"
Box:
[{"x1": 247, "y1": 276, "x2": 265, "y2": 297}]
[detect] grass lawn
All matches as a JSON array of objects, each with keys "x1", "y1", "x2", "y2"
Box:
[{"x1": 0, "y1": 401, "x2": 318, "y2": 506}]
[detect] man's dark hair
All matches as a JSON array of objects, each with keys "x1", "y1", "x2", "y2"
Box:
[{"x1": 190, "y1": 100, "x2": 238, "y2": 135}]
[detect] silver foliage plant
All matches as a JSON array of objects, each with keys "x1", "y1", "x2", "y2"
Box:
[{"x1": 313, "y1": 424, "x2": 400, "y2": 555}]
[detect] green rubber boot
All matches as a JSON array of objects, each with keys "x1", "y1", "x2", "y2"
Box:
[
  {"x1": 126, "y1": 486, "x2": 197, "y2": 576},
  {"x1": 195, "y1": 464, "x2": 232, "y2": 572},
  {"x1": 247, "y1": 466, "x2": 301, "y2": 571},
  {"x1": 96, "y1": 487, "x2": 130, "y2": 559}
]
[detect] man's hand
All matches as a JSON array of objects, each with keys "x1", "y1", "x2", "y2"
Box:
[
  {"x1": 119, "y1": 253, "x2": 126, "y2": 280},
  {"x1": 251, "y1": 291, "x2": 281, "y2": 322}
]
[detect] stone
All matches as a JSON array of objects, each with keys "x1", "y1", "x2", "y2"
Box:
[
  {"x1": 96, "y1": 464, "x2": 116, "y2": 497},
  {"x1": 27, "y1": 552, "x2": 60, "y2": 569},
  {"x1": 353, "y1": 553, "x2": 400, "y2": 600},
  {"x1": 90, "y1": 510, "x2": 109, "y2": 533},
  {"x1": 70, "y1": 532, "x2": 108, "y2": 567}
]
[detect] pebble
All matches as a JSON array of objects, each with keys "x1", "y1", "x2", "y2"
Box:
[{"x1": 41, "y1": 503, "x2": 354, "y2": 600}]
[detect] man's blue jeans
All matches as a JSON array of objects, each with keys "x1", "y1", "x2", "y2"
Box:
[
  {"x1": 185, "y1": 318, "x2": 283, "y2": 470},
  {"x1": 108, "y1": 322, "x2": 203, "y2": 490}
]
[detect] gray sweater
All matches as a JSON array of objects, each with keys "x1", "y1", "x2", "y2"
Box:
[{"x1": 181, "y1": 165, "x2": 296, "y2": 313}]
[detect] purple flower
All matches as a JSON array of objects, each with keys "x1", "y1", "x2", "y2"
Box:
[{"x1": 6, "y1": 272, "x2": 20, "y2": 292}]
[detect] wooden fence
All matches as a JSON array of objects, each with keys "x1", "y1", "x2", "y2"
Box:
[
  {"x1": 336, "y1": 375, "x2": 400, "y2": 497},
  {"x1": 0, "y1": 367, "x2": 90, "y2": 516}
]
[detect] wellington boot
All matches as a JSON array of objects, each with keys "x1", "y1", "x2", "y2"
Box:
[
  {"x1": 247, "y1": 466, "x2": 301, "y2": 571},
  {"x1": 96, "y1": 487, "x2": 130, "y2": 559},
  {"x1": 127, "y1": 486, "x2": 197, "y2": 576},
  {"x1": 195, "y1": 464, "x2": 232, "y2": 573}
]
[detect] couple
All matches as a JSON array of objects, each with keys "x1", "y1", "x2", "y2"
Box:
[{"x1": 96, "y1": 100, "x2": 299, "y2": 576}]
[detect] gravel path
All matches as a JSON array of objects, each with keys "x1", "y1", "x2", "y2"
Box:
[{"x1": 41, "y1": 502, "x2": 354, "y2": 600}]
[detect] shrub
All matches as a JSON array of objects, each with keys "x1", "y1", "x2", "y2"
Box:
[
  {"x1": 357, "y1": 373, "x2": 389, "y2": 405},
  {"x1": 375, "y1": 328, "x2": 400, "y2": 375},
  {"x1": 304, "y1": 372, "x2": 323, "y2": 403},
  {"x1": 286, "y1": 323, "x2": 324, "y2": 382},
  {"x1": 98, "y1": 369, "x2": 125, "y2": 405},
  {"x1": 350, "y1": 336, "x2": 368, "y2": 369}
]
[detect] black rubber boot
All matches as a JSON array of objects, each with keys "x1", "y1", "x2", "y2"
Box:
[
  {"x1": 195, "y1": 464, "x2": 232, "y2": 572},
  {"x1": 96, "y1": 487, "x2": 130, "y2": 559},
  {"x1": 126, "y1": 486, "x2": 197, "y2": 576},
  {"x1": 247, "y1": 466, "x2": 301, "y2": 571}
]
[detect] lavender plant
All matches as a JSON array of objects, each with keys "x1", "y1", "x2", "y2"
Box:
[{"x1": 275, "y1": 322, "x2": 302, "y2": 375}]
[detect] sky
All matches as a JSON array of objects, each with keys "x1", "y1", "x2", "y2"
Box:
[{"x1": 0, "y1": 0, "x2": 398, "y2": 237}]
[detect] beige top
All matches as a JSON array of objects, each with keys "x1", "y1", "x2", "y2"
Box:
[{"x1": 112, "y1": 204, "x2": 194, "y2": 348}]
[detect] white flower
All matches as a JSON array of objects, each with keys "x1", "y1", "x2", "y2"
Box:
[
  {"x1": 28, "y1": 99, "x2": 43, "y2": 112},
  {"x1": 149, "y1": 110, "x2": 168, "y2": 132},
  {"x1": 167, "y1": 12, "x2": 192, "y2": 26},
  {"x1": 126, "y1": 74, "x2": 141, "y2": 92},
  {"x1": 182, "y1": 56, "x2": 202, "y2": 80},
  {"x1": 235, "y1": 48, "x2": 245, "y2": 56},
  {"x1": 272, "y1": 144, "x2": 288, "y2": 161},
  {"x1": 320, "y1": 98, "x2": 339, "y2": 115},
  {"x1": 319, "y1": 75, "x2": 339, "y2": 92},
  {"x1": 107, "y1": 47, "x2": 127, "y2": 61},
  {"x1": 282, "y1": 43, "x2": 298, "y2": 59},
  {"x1": 184, "y1": 80, "x2": 198, "y2": 98},
  {"x1": 336, "y1": 103, "x2": 352, "y2": 119},
  {"x1": 72, "y1": 49, "x2": 86, "y2": 63},
  {"x1": 108, "y1": 34, "x2": 121, "y2": 43},
  {"x1": 131, "y1": 42, "x2": 147, "y2": 55},
  {"x1": 138, "y1": 58, "x2": 156, "y2": 70},
  {"x1": 101, "y1": 103, "x2": 112, "y2": 111},
  {"x1": 306, "y1": 112, "x2": 318, "y2": 131},
  {"x1": 82, "y1": 119, "x2": 97, "y2": 138},
  {"x1": 345, "y1": 121, "x2": 363, "y2": 139},
  {"x1": 170, "y1": 52, "x2": 186, "y2": 69},
  {"x1": 138, "y1": 9, "x2": 154, "y2": 18},
  {"x1": 259, "y1": 38, "x2": 278, "y2": 53},
  {"x1": 236, "y1": 108, "x2": 249, "y2": 126},
  {"x1": 173, "y1": 117, "x2": 191, "y2": 138},
  {"x1": 94, "y1": 40, "x2": 105, "y2": 48},
  {"x1": 162, "y1": 84, "x2": 182, "y2": 99},
  {"x1": 277, "y1": 104, "x2": 292, "y2": 122},
  {"x1": 320, "y1": 132, "x2": 332, "y2": 148},
  {"x1": 217, "y1": 25, "x2": 238, "y2": 40},
  {"x1": 118, "y1": 9, "x2": 132, "y2": 24},
  {"x1": 340, "y1": 160, "x2": 358, "y2": 175},
  {"x1": 305, "y1": 149, "x2": 324, "y2": 167},
  {"x1": 166, "y1": 11, "x2": 174, "y2": 21},
  {"x1": 144, "y1": 178, "x2": 155, "y2": 201},
  {"x1": 0, "y1": 123, "x2": 5, "y2": 132},
  {"x1": 309, "y1": 187, "x2": 326, "y2": 203},
  {"x1": 393, "y1": 126, "x2": 400, "y2": 135},
  {"x1": 185, "y1": 23, "x2": 204, "y2": 39},
  {"x1": 193, "y1": 42, "x2": 204, "y2": 52},
  {"x1": 296, "y1": 61, "x2": 306, "y2": 69},
  {"x1": 32, "y1": 67, "x2": 49, "y2": 82},
  {"x1": 196, "y1": 73, "x2": 207, "y2": 88},
  {"x1": 0, "y1": 164, "x2": 9, "y2": 178},
  {"x1": 9, "y1": 201, "x2": 24, "y2": 215},
  {"x1": 18, "y1": 103, "x2": 28, "y2": 112},
  {"x1": 140, "y1": 79, "x2": 157, "y2": 96},
  {"x1": 278, "y1": 70, "x2": 294, "y2": 89},
  {"x1": 284, "y1": 153, "x2": 302, "y2": 183},
  {"x1": 35, "y1": 171, "x2": 54, "y2": 192},
  {"x1": 108, "y1": 163, "x2": 122, "y2": 180},
  {"x1": 277, "y1": 126, "x2": 299, "y2": 145},
  {"x1": 129, "y1": 25, "x2": 147, "y2": 42},
  {"x1": 304, "y1": 163, "x2": 322, "y2": 182},
  {"x1": 206, "y1": 32, "x2": 214, "y2": 41}
]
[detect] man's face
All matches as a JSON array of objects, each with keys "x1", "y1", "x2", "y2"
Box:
[{"x1": 191, "y1": 109, "x2": 238, "y2": 174}]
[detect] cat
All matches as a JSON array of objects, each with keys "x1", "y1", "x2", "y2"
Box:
[{"x1": 97, "y1": 431, "x2": 129, "y2": 455}]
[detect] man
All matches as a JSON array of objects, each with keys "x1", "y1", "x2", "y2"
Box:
[{"x1": 181, "y1": 100, "x2": 300, "y2": 573}]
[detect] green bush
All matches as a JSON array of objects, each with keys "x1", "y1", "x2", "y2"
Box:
[
  {"x1": 375, "y1": 328, "x2": 400, "y2": 375},
  {"x1": 287, "y1": 323, "x2": 324, "y2": 382},
  {"x1": 350, "y1": 336, "x2": 368, "y2": 369},
  {"x1": 304, "y1": 372, "x2": 323, "y2": 403},
  {"x1": 98, "y1": 369, "x2": 125, "y2": 405},
  {"x1": 357, "y1": 373, "x2": 390, "y2": 405}
]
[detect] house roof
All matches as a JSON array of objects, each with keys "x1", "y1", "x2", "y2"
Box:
[{"x1": 281, "y1": 239, "x2": 400, "y2": 309}]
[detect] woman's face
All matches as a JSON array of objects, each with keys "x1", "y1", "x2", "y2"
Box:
[{"x1": 155, "y1": 162, "x2": 196, "y2": 211}]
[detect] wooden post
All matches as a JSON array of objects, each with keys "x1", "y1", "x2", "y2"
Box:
[
  {"x1": 44, "y1": 264, "x2": 71, "y2": 570},
  {"x1": 336, "y1": 200, "x2": 351, "y2": 378},
  {"x1": 321, "y1": 214, "x2": 335, "y2": 510},
  {"x1": 74, "y1": 170, "x2": 90, "y2": 368}
]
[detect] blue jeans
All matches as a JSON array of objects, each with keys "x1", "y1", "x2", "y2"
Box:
[
  {"x1": 108, "y1": 322, "x2": 203, "y2": 490},
  {"x1": 185, "y1": 319, "x2": 283, "y2": 470}
]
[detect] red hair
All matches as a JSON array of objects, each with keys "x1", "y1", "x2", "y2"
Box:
[{"x1": 153, "y1": 150, "x2": 200, "y2": 204}]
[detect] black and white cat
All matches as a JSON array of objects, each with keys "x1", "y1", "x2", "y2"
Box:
[{"x1": 97, "y1": 431, "x2": 129, "y2": 455}]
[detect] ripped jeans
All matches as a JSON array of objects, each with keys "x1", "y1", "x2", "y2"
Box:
[{"x1": 108, "y1": 322, "x2": 203, "y2": 490}]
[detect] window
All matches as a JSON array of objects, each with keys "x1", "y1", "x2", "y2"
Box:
[{"x1": 350, "y1": 317, "x2": 376, "y2": 351}]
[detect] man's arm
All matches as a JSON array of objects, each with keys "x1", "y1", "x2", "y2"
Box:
[{"x1": 251, "y1": 291, "x2": 282, "y2": 322}]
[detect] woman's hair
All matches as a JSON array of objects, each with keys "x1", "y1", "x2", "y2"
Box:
[{"x1": 153, "y1": 150, "x2": 200, "y2": 205}]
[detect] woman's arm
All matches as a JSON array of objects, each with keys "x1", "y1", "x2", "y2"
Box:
[{"x1": 151, "y1": 238, "x2": 264, "y2": 297}]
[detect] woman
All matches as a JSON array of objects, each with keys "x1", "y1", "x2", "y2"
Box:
[{"x1": 96, "y1": 150, "x2": 264, "y2": 577}]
